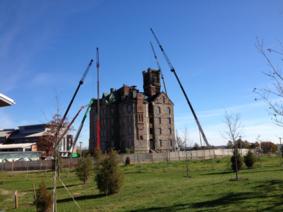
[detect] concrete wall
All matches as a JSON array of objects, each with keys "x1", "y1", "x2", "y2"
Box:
[{"x1": 120, "y1": 148, "x2": 251, "y2": 164}]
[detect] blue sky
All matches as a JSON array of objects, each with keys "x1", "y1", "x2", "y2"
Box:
[{"x1": 0, "y1": 0, "x2": 283, "y2": 147}]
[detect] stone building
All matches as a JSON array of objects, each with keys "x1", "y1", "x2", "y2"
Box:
[{"x1": 89, "y1": 68, "x2": 175, "y2": 153}]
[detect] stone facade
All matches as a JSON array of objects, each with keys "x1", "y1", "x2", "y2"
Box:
[{"x1": 89, "y1": 68, "x2": 175, "y2": 153}]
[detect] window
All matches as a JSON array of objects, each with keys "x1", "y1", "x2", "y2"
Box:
[
  {"x1": 170, "y1": 140, "x2": 173, "y2": 147},
  {"x1": 140, "y1": 135, "x2": 143, "y2": 140},
  {"x1": 169, "y1": 128, "x2": 172, "y2": 135},
  {"x1": 159, "y1": 128, "x2": 162, "y2": 135},
  {"x1": 167, "y1": 107, "x2": 171, "y2": 115},
  {"x1": 137, "y1": 113, "x2": 143, "y2": 122},
  {"x1": 168, "y1": 118, "x2": 171, "y2": 124},
  {"x1": 127, "y1": 105, "x2": 132, "y2": 112},
  {"x1": 163, "y1": 96, "x2": 166, "y2": 103},
  {"x1": 160, "y1": 140, "x2": 162, "y2": 147},
  {"x1": 156, "y1": 106, "x2": 161, "y2": 114},
  {"x1": 159, "y1": 118, "x2": 162, "y2": 124}
]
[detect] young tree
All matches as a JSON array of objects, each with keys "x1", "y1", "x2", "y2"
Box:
[
  {"x1": 34, "y1": 181, "x2": 52, "y2": 212},
  {"x1": 224, "y1": 112, "x2": 242, "y2": 180},
  {"x1": 76, "y1": 155, "x2": 93, "y2": 184},
  {"x1": 244, "y1": 150, "x2": 256, "y2": 168},
  {"x1": 95, "y1": 150, "x2": 123, "y2": 195},
  {"x1": 231, "y1": 152, "x2": 243, "y2": 172}
]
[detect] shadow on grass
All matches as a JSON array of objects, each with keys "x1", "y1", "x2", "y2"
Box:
[
  {"x1": 57, "y1": 193, "x2": 105, "y2": 203},
  {"x1": 200, "y1": 170, "x2": 231, "y2": 176},
  {"x1": 132, "y1": 179, "x2": 283, "y2": 211},
  {"x1": 130, "y1": 203, "x2": 192, "y2": 212},
  {"x1": 25, "y1": 183, "x2": 81, "y2": 192},
  {"x1": 191, "y1": 179, "x2": 283, "y2": 210},
  {"x1": 46, "y1": 183, "x2": 82, "y2": 191}
]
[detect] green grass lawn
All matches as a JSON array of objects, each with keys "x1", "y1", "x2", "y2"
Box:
[{"x1": 0, "y1": 156, "x2": 282, "y2": 211}]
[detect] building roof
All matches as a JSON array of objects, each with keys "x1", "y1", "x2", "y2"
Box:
[
  {"x1": 0, "y1": 93, "x2": 15, "y2": 107},
  {"x1": 0, "y1": 143, "x2": 36, "y2": 150},
  {"x1": 9, "y1": 130, "x2": 47, "y2": 140},
  {"x1": 0, "y1": 130, "x2": 14, "y2": 138}
]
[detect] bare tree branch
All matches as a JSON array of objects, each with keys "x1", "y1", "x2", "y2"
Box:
[{"x1": 255, "y1": 38, "x2": 283, "y2": 126}]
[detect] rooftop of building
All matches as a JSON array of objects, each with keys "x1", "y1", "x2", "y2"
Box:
[
  {"x1": 91, "y1": 68, "x2": 170, "y2": 105},
  {"x1": 0, "y1": 93, "x2": 15, "y2": 107}
]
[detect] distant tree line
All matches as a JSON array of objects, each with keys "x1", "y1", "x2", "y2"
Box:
[{"x1": 227, "y1": 139, "x2": 278, "y2": 153}]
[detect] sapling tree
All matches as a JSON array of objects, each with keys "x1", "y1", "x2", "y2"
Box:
[
  {"x1": 76, "y1": 155, "x2": 93, "y2": 184},
  {"x1": 95, "y1": 150, "x2": 123, "y2": 195},
  {"x1": 34, "y1": 181, "x2": 52, "y2": 212},
  {"x1": 224, "y1": 112, "x2": 242, "y2": 180}
]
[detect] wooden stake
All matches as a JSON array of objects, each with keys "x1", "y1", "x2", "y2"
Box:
[{"x1": 14, "y1": 190, "x2": 18, "y2": 208}]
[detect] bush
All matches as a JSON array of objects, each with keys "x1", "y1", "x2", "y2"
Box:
[
  {"x1": 34, "y1": 181, "x2": 52, "y2": 212},
  {"x1": 76, "y1": 155, "x2": 93, "y2": 184},
  {"x1": 230, "y1": 151, "x2": 243, "y2": 172},
  {"x1": 93, "y1": 149, "x2": 104, "y2": 170},
  {"x1": 95, "y1": 150, "x2": 123, "y2": 195},
  {"x1": 125, "y1": 157, "x2": 131, "y2": 166},
  {"x1": 244, "y1": 151, "x2": 256, "y2": 168}
]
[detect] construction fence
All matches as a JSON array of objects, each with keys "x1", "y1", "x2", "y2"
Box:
[
  {"x1": 0, "y1": 158, "x2": 79, "y2": 171},
  {"x1": 0, "y1": 149, "x2": 250, "y2": 171}
]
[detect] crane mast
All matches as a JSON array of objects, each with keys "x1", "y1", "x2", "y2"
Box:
[{"x1": 150, "y1": 28, "x2": 210, "y2": 147}]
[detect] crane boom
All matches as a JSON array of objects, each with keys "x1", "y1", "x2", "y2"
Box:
[
  {"x1": 54, "y1": 59, "x2": 94, "y2": 149},
  {"x1": 70, "y1": 100, "x2": 94, "y2": 154},
  {"x1": 55, "y1": 105, "x2": 86, "y2": 149},
  {"x1": 150, "y1": 28, "x2": 210, "y2": 146},
  {"x1": 150, "y1": 41, "x2": 168, "y2": 94}
]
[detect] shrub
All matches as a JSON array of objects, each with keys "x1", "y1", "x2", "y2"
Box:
[
  {"x1": 244, "y1": 151, "x2": 256, "y2": 168},
  {"x1": 76, "y1": 155, "x2": 93, "y2": 184},
  {"x1": 125, "y1": 157, "x2": 131, "y2": 166},
  {"x1": 95, "y1": 150, "x2": 123, "y2": 195},
  {"x1": 34, "y1": 181, "x2": 52, "y2": 212},
  {"x1": 230, "y1": 151, "x2": 243, "y2": 172},
  {"x1": 93, "y1": 149, "x2": 104, "y2": 170}
]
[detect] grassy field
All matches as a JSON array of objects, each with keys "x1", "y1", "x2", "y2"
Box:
[{"x1": 0, "y1": 156, "x2": 282, "y2": 211}]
